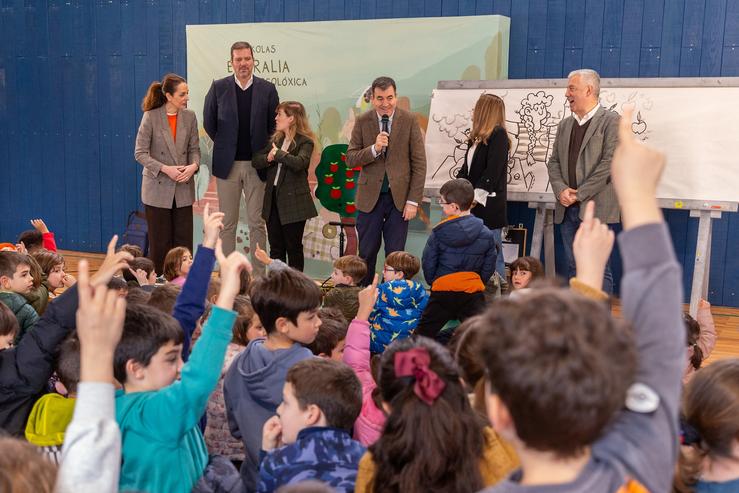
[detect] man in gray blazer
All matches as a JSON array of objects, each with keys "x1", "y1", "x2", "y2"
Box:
[
  {"x1": 547, "y1": 69, "x2": 620, "y2": 294},
  {"x1": 203, "y1": 41, "x2": 279, "y2": 275},
  {"x1": 346, "y1": 76, "x2": 427, "y2": 285}
]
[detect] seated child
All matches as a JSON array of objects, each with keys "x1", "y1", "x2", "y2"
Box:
[
  {"x1": 683, "y1": 298, "x2": 717, "y2": 383},
  {"x1": 342, "y1": 276, "x2": 387, "y2": 446},
  {"x1": 354, "y1": 336, "x2": 519, "y2": 493},
  {"x1": 122, "y1": 257, "x2": 157, "y2": 291},
  {"x1": 224, "y1": 267, "x2": 323, "y2": 491},
  {"x1": 0, "y1": 251, "x2": 39, "y2": 341},
  {"x1": 114, "y1": 246, "x2": 248, "y2": 493},
  {"x1": 147, "y1": 283, "x2": 181, "y2": 314},
  {"x1": 323, "y1": 255, "x2": 367, "y2": 321},
  {"x1": 307, "y1": 307, "x2": 348, "y2": 360},
  {"x1": 368, "y1": 251, "x2": 428, "y2": 355},
  {"x1": 477, "y1": 111, "x2": 684, "y2": 493},
  {"x1": 0, "y1": 436, "x2": 57, "y2": 492},
  {"x1": 17, "y1": 218, "x2": 57, "y2": 253},
  {"x1": 508, "y1": 255, "x2": 544, "y2": 291},
  {"x1": 205, "y1": 295, "x2": 266, "y2": 464},
  {"x1": 415, "y1": 178, "x2": 496, "y2": 344},
  {"x1": 675, "y1": 358, "x2": 739, "y2": 492},
  {"x1": 118, "y1": 243, "x2": 144, "y2": 258},
  {"x1": 0, "y1": 302, "x2": 19, "y2": 349},
  {"x1": 30, "y1": 250, "x2": 76, "y2": 315},
  {"x1": 163, "y1": 246, "x2": 193, "y2": 287},
  {"x1": 25, "y1": 333, "x2": 80, "y2": 464},
  {"x1": 259, "y1": 358, "x2": 365, "y2": 493}
]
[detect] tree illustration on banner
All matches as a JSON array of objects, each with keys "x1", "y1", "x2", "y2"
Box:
[{"x1": 315, "y1": 144, "x2": 359, "y2": 217}]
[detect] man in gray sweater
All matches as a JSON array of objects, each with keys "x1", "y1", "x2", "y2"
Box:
[{"x1": 478, "y1": 109, "x2": 683, "y2": 493}]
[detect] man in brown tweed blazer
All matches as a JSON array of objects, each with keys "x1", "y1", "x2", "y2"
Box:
[
  {"x1": 346, "y1": 77, "x2": 427, "y2": 285},
  {"x1": 548, "y1": 68, "x2": 620, "y2": 294}
]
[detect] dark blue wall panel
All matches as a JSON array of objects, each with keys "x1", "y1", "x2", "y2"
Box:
[{"x1": 1, "y1": 0, "x2": 738, "y2": 306}]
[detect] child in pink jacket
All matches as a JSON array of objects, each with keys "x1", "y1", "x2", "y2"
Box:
[{"x1": 342, "y1": 276, "x2": 386, "y2": 446}]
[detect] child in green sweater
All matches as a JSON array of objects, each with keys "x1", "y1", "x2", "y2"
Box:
[{"x1": 115, "y1": 241, "x2": 251, "y2": 493}]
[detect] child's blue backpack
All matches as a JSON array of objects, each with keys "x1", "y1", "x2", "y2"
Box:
[{"x1": 121, "y1": 211, "x2": 148, "y2": 255}]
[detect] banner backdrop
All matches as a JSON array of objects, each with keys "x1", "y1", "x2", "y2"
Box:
[{"x1": 186, "y1": 16, "x2": 510, "y2": 266}]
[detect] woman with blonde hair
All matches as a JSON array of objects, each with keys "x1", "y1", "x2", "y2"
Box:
[
  {"x1": 253, "y1": 101, "x2": 318, "y2": 271},
  {"x1": 457, "y1": 93, "x2": 511, "y2": 279},
  {"x1": 134, "y1": 73, "x2": 200, "y2": 273}
]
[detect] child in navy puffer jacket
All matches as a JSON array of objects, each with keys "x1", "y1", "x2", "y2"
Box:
[{"x1": 416, "y1": 179, "x2": 496, "y2": 344}]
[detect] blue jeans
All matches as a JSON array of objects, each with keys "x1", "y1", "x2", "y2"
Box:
[
  {"x1": 560, "y1": 204, "x2": 613, "y2": 294},
  {"x1": 491, "y1": 228, "x2": 505, "y2": 279}
]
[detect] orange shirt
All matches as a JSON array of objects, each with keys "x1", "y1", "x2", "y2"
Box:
[{"x1": 167, "y1": 113, "x2": 177, "y2": 142}]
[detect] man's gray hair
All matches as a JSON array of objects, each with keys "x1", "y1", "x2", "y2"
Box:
[{"x1": 568, "y1": 69, "x2": 601, "y2": 96}]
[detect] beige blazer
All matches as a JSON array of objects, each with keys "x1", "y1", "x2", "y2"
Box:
[
  {"x1": 346, "y1": 107, "x2": 427, "y2": 213},
  {"x1": 134, "y1": 105, "x2": 200, "y2": 209}
]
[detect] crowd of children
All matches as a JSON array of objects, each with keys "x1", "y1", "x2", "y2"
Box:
[{"x1": 0, "y1": 109, "x2": 737, "y2": 493}]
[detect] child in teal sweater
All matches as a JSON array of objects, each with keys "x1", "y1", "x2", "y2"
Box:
[{"x1": 115, "y1": 242, "x2": 250, "y2": 493}]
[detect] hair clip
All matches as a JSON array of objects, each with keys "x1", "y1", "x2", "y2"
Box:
[{"x1": 394, "y1": 347, "x2": 446, "y2": 405}]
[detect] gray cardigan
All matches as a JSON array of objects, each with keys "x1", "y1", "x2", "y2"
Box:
[{"x1": 134, "y1": 105, "x2": 201, "y2": 209}]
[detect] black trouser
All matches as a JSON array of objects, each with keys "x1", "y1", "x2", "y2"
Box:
[
  {"x1": 144, "y1": 201, "x2": 193, "y2": 274},
  {"x1": 415, "y1": 291, "x2": 487, "y2": 345},
  {"x1": 267, "y1": 192, "x2": 307, "y2": 271}
]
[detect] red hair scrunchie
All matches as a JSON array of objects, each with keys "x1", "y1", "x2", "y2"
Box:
[{"x1": 394, "y1": 348, "x2": 446, "y2": 405}]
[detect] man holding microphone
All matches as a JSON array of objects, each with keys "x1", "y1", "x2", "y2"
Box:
[{"x1": 346, "y1": 76, "x2": 427, "y2": 285}]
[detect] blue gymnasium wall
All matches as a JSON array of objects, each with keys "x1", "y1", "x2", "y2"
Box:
[{"x1": 0, "y1": 0, "x2": 737, "y2": 306}]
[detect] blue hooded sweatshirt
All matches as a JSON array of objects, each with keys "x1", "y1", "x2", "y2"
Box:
[{"x1": 223, "y1": 338, "x2": 313, "y2": 491}]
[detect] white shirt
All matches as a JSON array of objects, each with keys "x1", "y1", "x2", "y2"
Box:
[
  {"x1": 234, "y1": 74, "x2": 253, "y2": 91},
  {"x1": 467, "y1": 142, "x2": 496, "y2": 206},
  {"x1": 273, "y1": 138, "x2": 292, "y2": 185},
  {"x1": 573, "y1": 103, "x2": 600, "y2": 126}
]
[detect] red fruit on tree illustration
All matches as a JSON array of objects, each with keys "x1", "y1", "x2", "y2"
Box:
[{"x1": 315, "y1": 144, "x2": 359, "y2": 219}]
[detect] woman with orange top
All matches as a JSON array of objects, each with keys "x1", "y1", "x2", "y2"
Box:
[{"x1": 134, "y1": 73, "x2": 200, "y2": 273}]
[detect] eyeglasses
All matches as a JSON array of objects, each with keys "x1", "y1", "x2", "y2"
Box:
[
  {"x1": 437, "y1": 198, "x2": 450, "y2": 205},
  {"x1": 382, "y1": 266, "x2": 397, "y2": 273}
]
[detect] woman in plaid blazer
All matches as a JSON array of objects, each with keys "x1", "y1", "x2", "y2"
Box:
[{"x1": 252, "y1": 101, "x2": 318, "y2": 271}]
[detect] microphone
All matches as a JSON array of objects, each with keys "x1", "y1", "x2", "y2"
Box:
[{"x1": 381, "y1": 114, "x2": 389, "y2": 158}]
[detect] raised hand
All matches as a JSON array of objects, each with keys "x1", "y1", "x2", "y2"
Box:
[
  {"x1": 76, "y1": 260, "x2": 127, "y2": 384},
  {"x1": 215, "y1": 239, "x2": 252, "y2": 310},
  {"x1": 356, "y1": 274, "x2": 379, "y2": 321},
  {"x1": 573, "y1": 201, "x2": 615, "y2": 291},
  {"x1": 254, "y1": 243, "x2": 272, "y2": 265},
  {"x1": 30, "y1": 218, "x2": 50, "y2": 234},
  {"x1": 91, "y1": 235, "x2": 134, "y2": 287},
  {"x1": 201, "y1": 203, "x2": 225, "y2": 249}
]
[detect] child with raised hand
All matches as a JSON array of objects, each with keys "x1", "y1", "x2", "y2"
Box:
[
  {"x1": 0, "y1": 236, "x2": 132, "y2": 436},
  {"x1": 55, "y1": 259, "x2": 126, "y2": 493},
  {"x1": 224, "y1": 267, "x2": 323, "y2": 491},
  {"x1": 354, "y1": 335, "x2": 518, "y2": 493},
  {"x1": 114, "y1": 243, "x2": 249, "y2": 493},
  {"x1": 342, "y1": 274, "x2": 385, "y2": 446},
  {"x1": 258, "y1": 358, "x2": 365, "y2": 493},
  {"x1": 675, "y1": 358, "x2": 739, "y2": 492},
  {"x1": 172, "y1": 202, "x2": 227, "y2": 361},
  {"x1": 478, "y1": 109, "x2": 684, "y2": 493},
  {"x1": 16, "y1": 218, "x2": 58, "y2": 253}
]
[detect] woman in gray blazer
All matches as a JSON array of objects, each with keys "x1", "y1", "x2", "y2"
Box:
[
  {"x1": 134, "y1": 73, "x2": 200, "y2": 273},
  {"x1": 253, "y1": 101, "x2": 318, "y2": 271}
]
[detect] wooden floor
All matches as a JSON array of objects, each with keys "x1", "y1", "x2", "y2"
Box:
[{"x1": 59, "y1": 249, "x2": 739, "y2": 363}]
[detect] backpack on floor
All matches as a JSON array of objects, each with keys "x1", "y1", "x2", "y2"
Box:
[{"x1": 121, "y1": 211, "x2": 148, "y2": 256}]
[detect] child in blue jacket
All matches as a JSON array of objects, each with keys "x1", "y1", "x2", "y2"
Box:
[{"x1": 416, "y1": 178, "x2": 496, "y2": 344}]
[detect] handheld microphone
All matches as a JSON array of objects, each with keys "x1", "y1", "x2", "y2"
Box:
[{"x1": 381, "y1": 114, "x2": 389, "y2": 158}]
